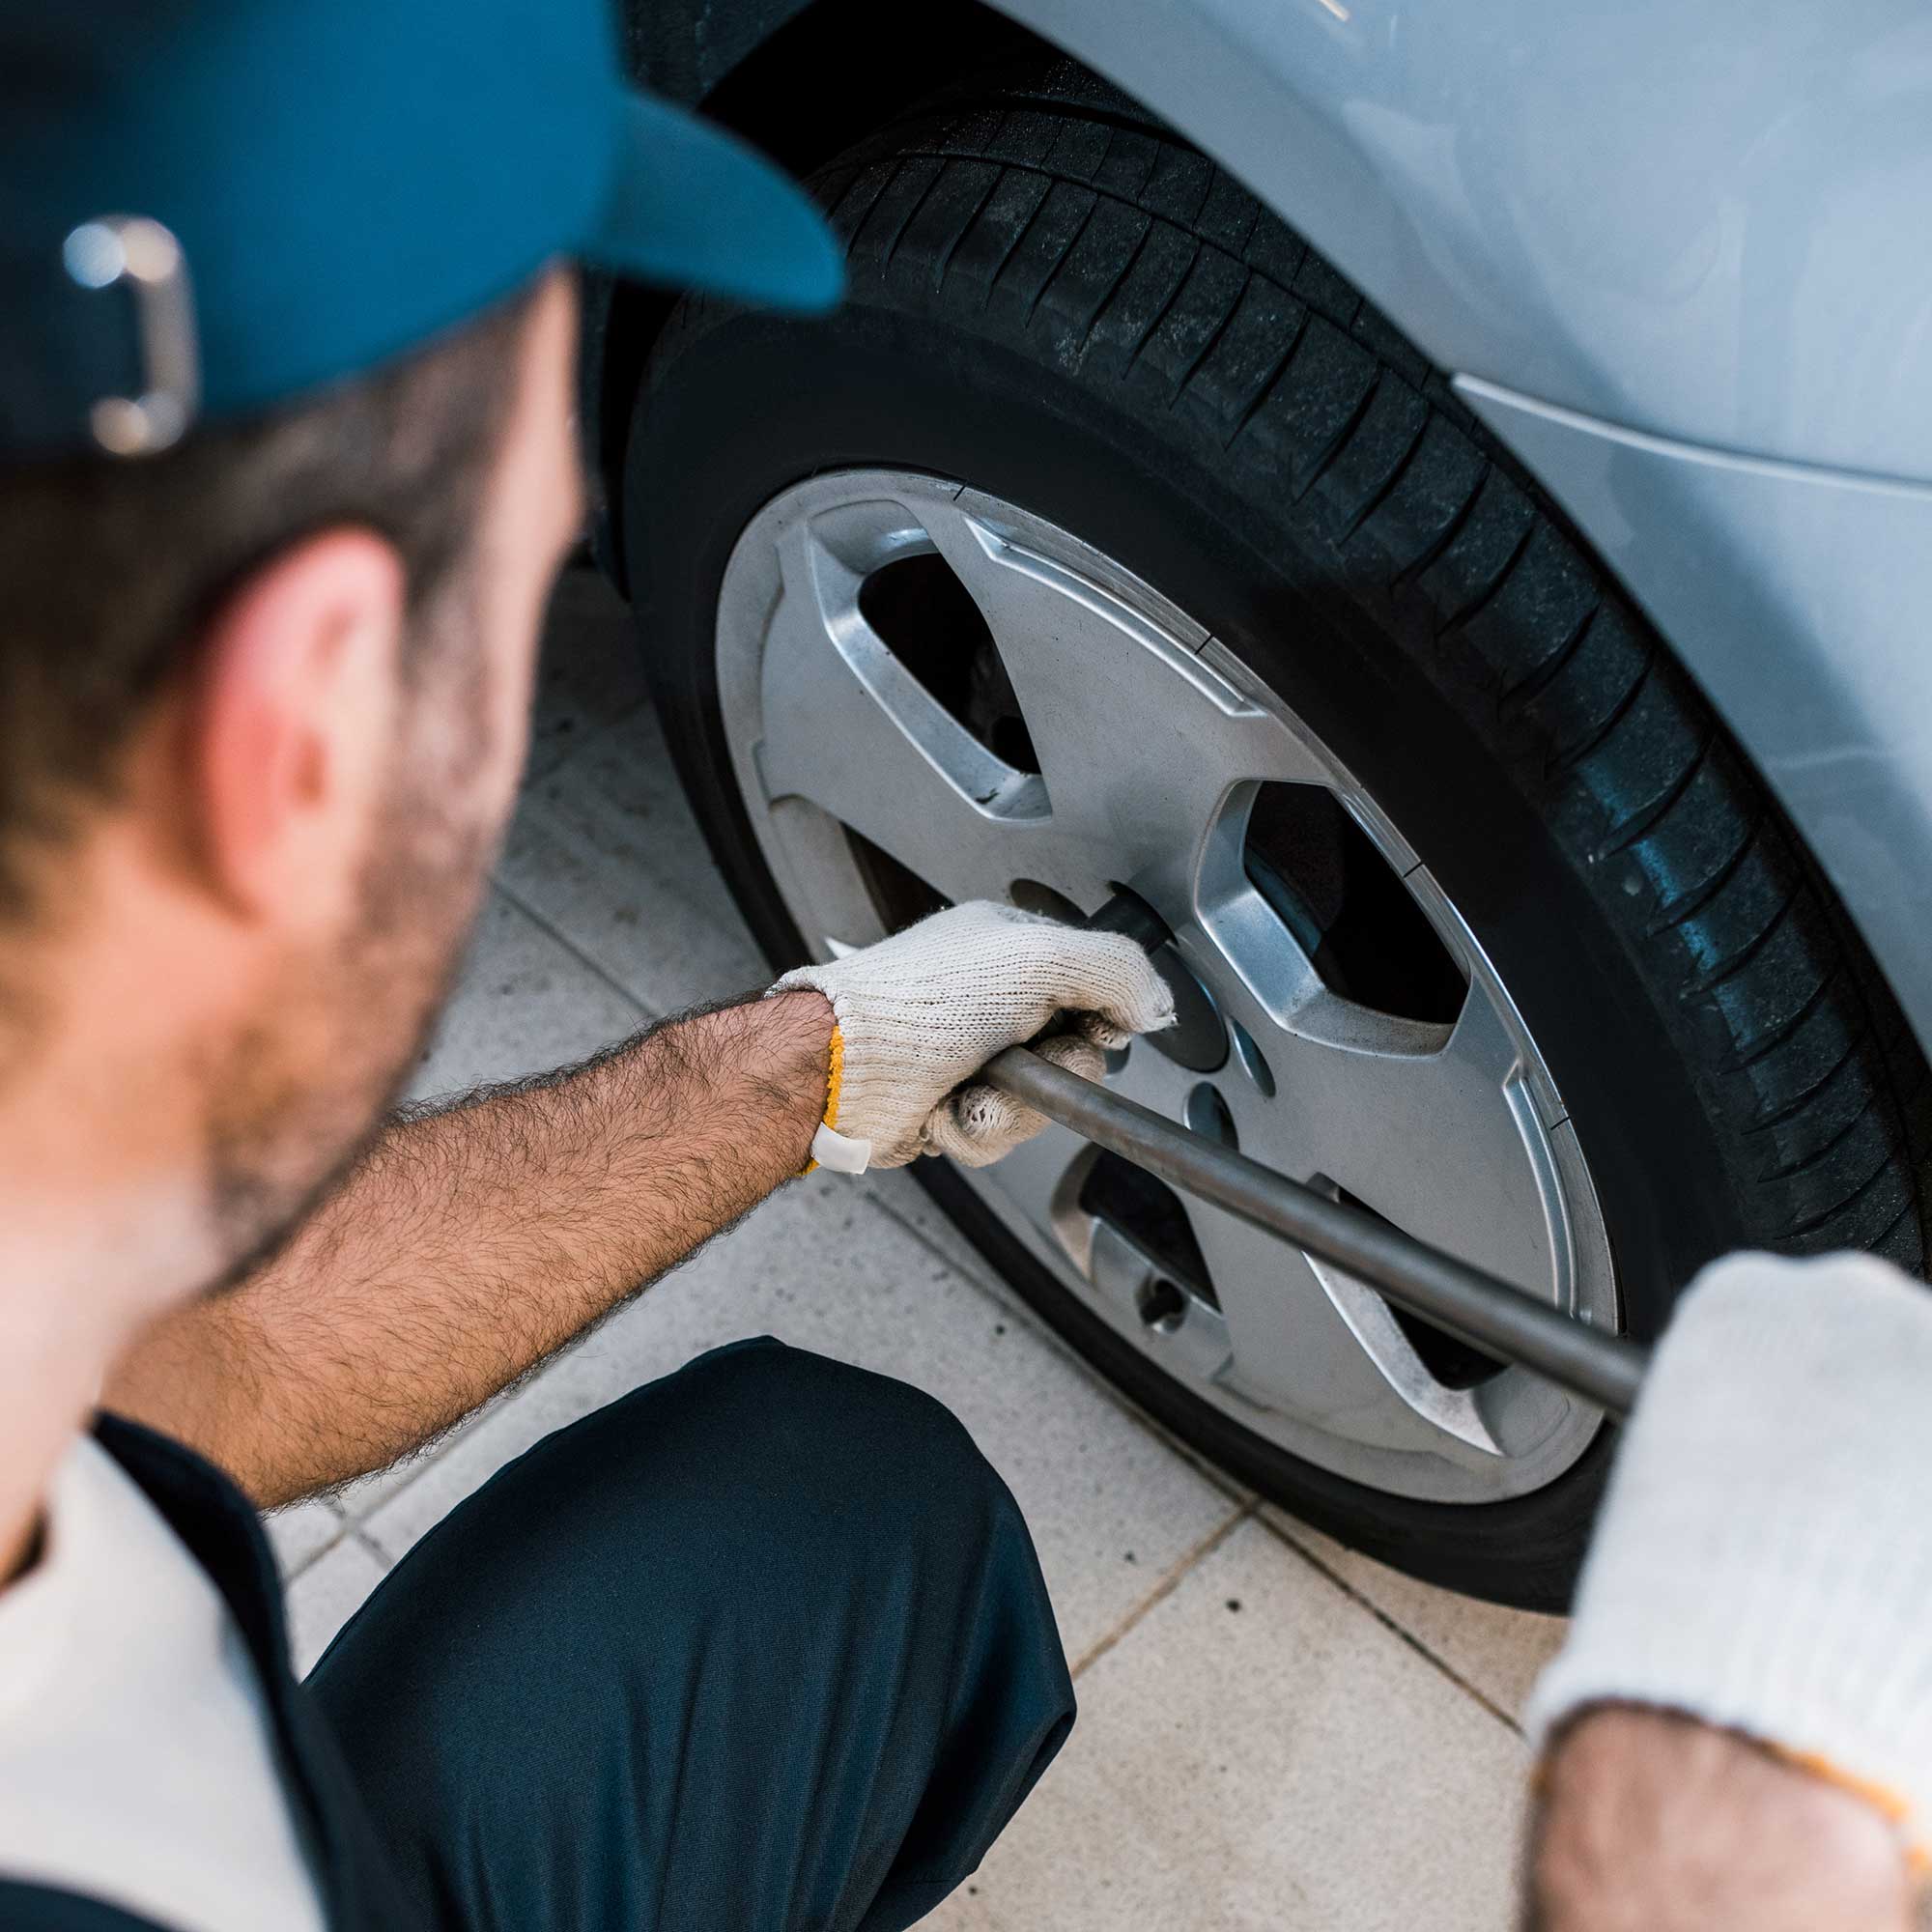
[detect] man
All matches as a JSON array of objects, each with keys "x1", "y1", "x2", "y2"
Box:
[{"x1": 0, "y1": 4, "x2": 1927, "y2": 1929}]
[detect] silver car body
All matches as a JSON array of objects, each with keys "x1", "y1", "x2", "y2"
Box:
[{"x1": 965, "y1": 0, "x2": 1932, "y2": 1054}]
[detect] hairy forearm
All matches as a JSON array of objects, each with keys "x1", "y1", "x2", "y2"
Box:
[
  {"x1": 1525, "y1": 1707, "x2": 1912, "y2": 1932},
  {"x1": 106, "y1": 989, "x2": 834, "y2": 1505}
]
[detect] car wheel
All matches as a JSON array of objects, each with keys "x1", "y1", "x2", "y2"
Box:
[{"x1": 622, "y1": 94, "x2": 1932, "y2": 1608}]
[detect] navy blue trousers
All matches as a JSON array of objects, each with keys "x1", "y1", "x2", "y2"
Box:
[{"x1": 305, "y1": 1338, "x2": 1075, "y2": 1931}]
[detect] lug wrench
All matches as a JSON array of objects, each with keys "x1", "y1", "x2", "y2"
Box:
[{"x1": 980, "y1": 889, "x2": 1649, "y2": 1416}]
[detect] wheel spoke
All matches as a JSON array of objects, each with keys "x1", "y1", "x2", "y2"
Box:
[
  {"x1": 980, "y1": 1118, "x2": 1095, "y2": 1256},
  {"x1": 1296, "y1": 1247, "x2": 1507, "y2": 1456},
  {"x1": 1079, "y1": 1045, "x2": 1371, "y2": 1431},
  {"x1": 1236, "y1": 977, "x2": 1560, "y2": 1300},
  {"x1": 1107, "y1": 1025, "x2": 1514, "y2": 1454},
  {"x1": 989, "y1": 1088, "x2": 1241, "y2": 1389},
  {"x1": 756, "y1": 520, "x2": 1064, "y2": 906},
  {"x1": 1177, "y1": 1199, "x2": 1457, "y2": 1451},
  {"x1": 920, "y1": 499, "x2": 1327, "y2": 903}
]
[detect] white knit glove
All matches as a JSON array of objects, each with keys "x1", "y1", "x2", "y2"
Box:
[
  {"x1": 773, "y1": 900, "x2": 1175, "y2": 1172},
  {"x1": 1527, "y1": 1249, "x2": 1932, "y2": 1862}
]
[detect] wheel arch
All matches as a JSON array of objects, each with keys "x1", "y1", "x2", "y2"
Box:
[{"x1": 586, "y1": 0, "x2": 1061, "y2": 592}]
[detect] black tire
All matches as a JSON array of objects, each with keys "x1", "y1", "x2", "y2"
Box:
[{"x1": 623, "y1": 90, "x2": 1932, "y2": 1608}]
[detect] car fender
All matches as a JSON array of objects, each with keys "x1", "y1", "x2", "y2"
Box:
[
  {"x1": 992, "y1": 0, "x2": 1932, "y2": 480},
  {"x1": 1458, "y1": 386, "x2": 1932, "y2": 1062}
]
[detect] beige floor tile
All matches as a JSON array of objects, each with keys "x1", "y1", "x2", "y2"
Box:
[
  {"x1": 358, "y1": 1176, "x2": 1240, "y2": 1665},
  {"x1": 1260, "y1": 1509, "x2": 1567, "y2": 1725},
  {"x1": 409, "y1": 887, "x2": 645, "y2": 1102},
  {"x1": 285, "y1": 1534, "x2": 389, "y2": 1679},
  {"x1": 862, "y1": 1169, "x2": 1015, "y2": 1300},
  {"x1": 927, "y1": 1518, "x2": 1529, "y2": 1932},
  {"x1": 497, "y1": 703, "x2": 768, "y2": 1018},
  {"x1": 261, "y1": 1496, "x2": 345, "y2": 1577},
  {"x1": 526, "y1": 564, "x2": 649, "y2": 782}
]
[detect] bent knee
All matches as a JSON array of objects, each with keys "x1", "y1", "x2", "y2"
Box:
[
  {"x1": 618, "y1": 1337, "x2": 1014, "y2": 1551},
  {"x1": 325, "y1": 1339, "x2": 1034, "y2": 1674}
]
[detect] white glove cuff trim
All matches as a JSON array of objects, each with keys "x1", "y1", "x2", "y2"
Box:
[{"x1": 810, "y1": 1122, "x2": 871, "y2": 1175}]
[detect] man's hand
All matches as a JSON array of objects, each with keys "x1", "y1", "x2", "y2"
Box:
[
  {"x1": 1529, "y1": 1707, "x2": 1911, "y2": 1932},
  {"x1": 1523, "y1": 1250, "x2": 1932, "y2": 1927},
  {"x1": 774, "y1": 900, "x2": 1174, "y2": 1171}
]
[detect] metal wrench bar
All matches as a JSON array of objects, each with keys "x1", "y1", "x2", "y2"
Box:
[
  {"x1": 982, "y1": 1044, "x2": 1646, "y2": 1415},
  {"x1": 983, "y1": 879, "x2": 1650, "y2": 1415}
]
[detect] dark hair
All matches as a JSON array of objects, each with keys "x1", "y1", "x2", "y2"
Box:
[{"x1": 0, "y1": 282, "x2": 537, "y2": 920}]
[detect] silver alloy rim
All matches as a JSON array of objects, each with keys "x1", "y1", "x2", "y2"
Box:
[{"x1": 716, "y1": 469, "x2": 1618, "y2": 1503}]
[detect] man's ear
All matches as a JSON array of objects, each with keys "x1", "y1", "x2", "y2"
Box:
[{"x1": 177, "y1": 528, "x2": 407, "y2": 923}]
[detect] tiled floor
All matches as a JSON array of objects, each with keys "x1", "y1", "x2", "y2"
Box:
[{"x1": 274, "y1": 566, "x2": 1565, "y2": 1928}]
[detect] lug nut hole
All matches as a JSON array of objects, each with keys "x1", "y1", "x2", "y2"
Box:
[
  {"x1": 1137, "y1": 1276, "x2": 1187, "y2": 1332},
  {"x1": 1229, "y1": 1019, "x2": 1275, "y2": 1097},
  {"x1": 1184, "y1": 1082, "x2": 1238, "y2": 1151}
]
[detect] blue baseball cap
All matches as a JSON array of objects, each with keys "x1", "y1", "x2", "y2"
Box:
[{"x1": 1, "y1": 0, "x2": 843, "y2": 459}]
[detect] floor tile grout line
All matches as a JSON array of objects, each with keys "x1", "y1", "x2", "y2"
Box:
[
  {"x1": 488, "y1": 870, "x2": 662, "y2": 1025},
  {"x1": 281, "y1": 1521, "x2": 350, "y2": 1582},
  {"x1": 1068, "y1": 1500, "x2": 1256, "y2": 1680},
  {"x1": 1260, "y1": 1513, "x2": 1528, "y2": 1738},
  {"x1": 351, "y1": 1526, "x2": 393, "y2": 1570},
  {"x1": 863, "y1": 1187, "x2": 1016, "y2": 1304}
]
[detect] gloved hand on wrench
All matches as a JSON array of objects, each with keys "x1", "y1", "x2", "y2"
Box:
[
  {"x1": 774, "y1": 899, "x2": 1175, "y2": 1172},
  {"x1": 1527, "y1": 1249, "x2": 1932, "y2": 1919}
]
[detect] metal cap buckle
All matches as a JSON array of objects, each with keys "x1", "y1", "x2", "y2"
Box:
[{"x1": 62, "y1": 215, "x2": 201, "y2": 456}]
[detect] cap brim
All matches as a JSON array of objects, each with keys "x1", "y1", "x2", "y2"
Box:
[{"x1": 582, "y1": 90, "x2": 844, "y2": 314}]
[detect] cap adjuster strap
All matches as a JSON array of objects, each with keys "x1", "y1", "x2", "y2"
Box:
[{"x1": 62, "y1": 215, "x2": 201, "y2": 456}]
